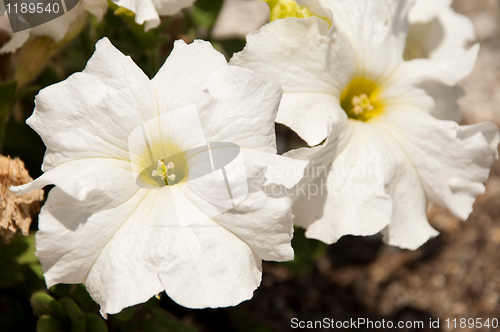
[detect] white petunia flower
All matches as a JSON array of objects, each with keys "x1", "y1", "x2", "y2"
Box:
[
  {"x1": 114, "y1": 0, "x2": 196, "y2": 30},
  {"x1": 405, "y1": 0, "x2": 477, "y2": 122},
  {"x1": 12, "y1": 37, "x2": 306, "y2": 315},
  {"x1": 231, "y1": 0, "x2": 499, "y2": 249},
  {"x1": 0, "y1": 0, "x2": 107, "y2": 54}
]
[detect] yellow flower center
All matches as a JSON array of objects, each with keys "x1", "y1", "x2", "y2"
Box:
[
  {"x1": 340, "y1": 77, "x2": 385, "y2": 122},
  {"x1": 136, "y1": 142, "x2": 189, "y2": 188},
  {"x1": 262, "y1": 0, "x2": 331, "y2": 25}
]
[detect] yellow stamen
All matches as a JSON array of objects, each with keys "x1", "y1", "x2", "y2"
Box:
[
  {"x1": 152, "y1": 160, "x2": 167, "y2": 180},
  {"x1": 351, "y1": 94, "x2": 374, "y2": 115}
]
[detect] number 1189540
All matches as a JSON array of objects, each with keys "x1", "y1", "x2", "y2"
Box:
[
  {"x1": 446, "y1": 318, "x2": 498, "y2": 330},
  {"x1": 5, "y1": 2, "x2": 60, "y2": 14}
]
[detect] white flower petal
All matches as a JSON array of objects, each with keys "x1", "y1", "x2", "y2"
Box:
[
  {"x1": 431, "y1": 8, "x2": 476, "y2": 58},
  {"x1": 200, "y1": 66, "x2": 283, "y2": 154},
  {"x1": 114, "y1": 0, "x2": 160, "y2": 30},
  {"x1": 27, "y1": 38, "x2": 158, "y2": 171},
  {"x1": 155, "y1": 40, "x2": 283, "y2": 153},
  {"x1": 419, "y1": 81, "x2": 464, "y2": 122},
  {"x1": 37, "y1": 183, "x2": 263, "y2": 314},
  {"x1": 156, "y1": 222, "x2": 262, "y2": 310},
  {"x1": 231, "y1": 17, "x2": 355, "y2": 95},
  {"x1": 408, "y1": 0, "x2": 475, "y2": 59},
  {"x1": 409, "y1": 0, "x2": 451, "y2": 23},
  {"x1": 377, "y1": 108, "x2": 497, "y2": 220},
  {"x1": 83, "y1": 188, "x2": 176, "y2": 315},
  {"x1": 289, "y1": 118, "x2": 440, "y2": 248},
  {"x1": 11, "y1": 158, "x2": 137, "y2": 209},
  {"x1": 230, "y1": 17, "x2": 356, "y2": 145},
  {"x1": 0, "y1": 29, "x2": 29, "y2": 54},
  {"x1": 380, "y1": 172, "x2": 439, "y2": 250},
  {"x1": 209, "y1": 149, "x2": 307, "y2": 262},
  {"x1": 42, "y1": 187, "x2": 171, "y2": 314},
  {"x1": 298, "y1": 0, "x2": 332, "y2": 18},
  {"x1": 173, "y1": 148, "x2": 306, "y2": 262},
  {"x1": 371, "y1": 126, "x2": 439, "y2": 250},
  {"x1": 152, "y1": 0, "x2": 196, "y2": 16},
  {"x1": 241, "y1": 148, "x2": 308, "y2": 190},
  {"x1": 318, "y1": 0, "x2": 413, "y2": 76},
  {"x1": 127, "y1": 105, "x2": 208, "y2": 182},
  {"x1": 213, "y1": 160, "x2": 294, "y2": 262},
  {"x1": 211, "y1": 0, "x2": 269, "y2": 40},
  {"x1": 276, "y1": 92, "x2": 345, "y2": 146},
  {"x1": 290, "y1": 121, "x2": 393, "y2": 244},
  {"x1": 458, "y1": 122, "x2": 500, "y2": 160},
  {"x1": 152, "y1": 39, "x2": 227, "y2": 113},
  {"x1": 387, "y1": 43, "x2": 479, "y2": 88}
]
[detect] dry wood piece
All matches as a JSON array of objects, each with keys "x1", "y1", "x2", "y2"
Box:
[{"x1": 0, "y1": 156, "x2": 43, "y2": 241}]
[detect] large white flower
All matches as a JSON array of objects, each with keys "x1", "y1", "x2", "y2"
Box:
[
  {"x1": 0, "y1": 0, "x2": 107, "y2": 53},
  {"x1": 231, "y1": 0, "x2": 499, "y2": 249},
  {"x1": 12, "y1": 37, "x2": 306, "y2": 315},
  {"x1": 405, "y1": 0, "x2": 477, "y2": 122},
  {"x1": 114, "y1": 0, "x2": 196, "y2": 30}
]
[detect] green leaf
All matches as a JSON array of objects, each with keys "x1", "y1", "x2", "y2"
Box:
[
  {"x1": 111, "y1": 305, "x2": 135, "y2": 323},
  {"x1": 148, "y1": 307, "x2": 198, "y2": 332},
  {"x1": 191, "y1": 0, "x2": 224, "y2": 29},
  {"x1": 284, "y1": 227, "x2": 328, "y2": 275},
  {"x1": 59, "y1": 298, "x2": 86, "y2": 332},
  {"x1": 0, "y1": 80, "x2": 17, "y2": 109},
  {"x1": 37, "y1": 315, "x2": 64, "y2": 332},
  {"x1": 70, "y1": 284, "x2": 100, "y2": 312},
  {"x1": 31, "y1": 292, "x2": 64, "y2": 318},
  {"x1": 84, "y1": 313, "x2": 108, "y2": 332},
  {"x1": 16, "y1": 234, "x2": 44, "y2": 279}
]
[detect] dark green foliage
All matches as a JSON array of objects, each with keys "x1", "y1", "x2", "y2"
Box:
[{"x1": 31, "y1": 292, "x2": 64, "y2": 318}]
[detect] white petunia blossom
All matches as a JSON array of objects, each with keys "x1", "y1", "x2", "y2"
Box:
[
  {"x1": 113, "y1": 0, "x2": 196, "y2": 30},
  {"x1": 0, "y1": 0, "x2": 107, "y2": 54},
  {"x1": 405, "y1": 0, "x2": 477, "y2": 122},
  {"x1": 12, "y1": 37, "x2": 306, "y2": 315},
  {"x1": 231, "y1": 0, "x2": 499, "y2": 250}
]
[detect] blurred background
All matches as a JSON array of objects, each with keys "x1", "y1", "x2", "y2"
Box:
[{"x1": 0, "y1": 0, "x2": 499, "y2": 331}]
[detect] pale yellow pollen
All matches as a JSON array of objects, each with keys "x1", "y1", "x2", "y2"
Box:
[
  {"x1": 167, "y1": 174, "x2": 176, "y2": 181},
  {"x1": 167, "y1": 162, "x2": 174, "y2": 170},
  {"x1": 351, "y1": 94, "x2": 374, "y2": 115}
]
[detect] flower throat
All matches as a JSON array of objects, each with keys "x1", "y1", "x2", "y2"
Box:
[{"x1": 340, "y1": 77, "x2": 385, "y2": 122}]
